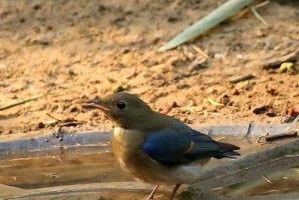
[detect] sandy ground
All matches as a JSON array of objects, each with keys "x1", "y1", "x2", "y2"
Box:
[{"x1": 0, "y1": 0, "x2": 298, "y2": 140}]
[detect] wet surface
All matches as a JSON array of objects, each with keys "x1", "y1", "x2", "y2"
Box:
[
  {"x1": 0, "y1": 136, "x2": 299, "y2": 199},
  {"x1": 218, "y1": 169, "x2": 299, "y2": 196},
  {"x1": 0, "y1": 152, "x2": 132, "y2": 189}
]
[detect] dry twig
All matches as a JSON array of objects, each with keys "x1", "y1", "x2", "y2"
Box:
[
  {"x1": 44, "y1": 113, "x2": 85, "y2": 127},
  {"x1": 191, "y1": 45, "x2": 209, "y2": 59},
  {"x1": 264, "y1": 131, "x2": 297, "y2": 142},
  {"x1": 263, "y1": 48, "x2": 299, "y2": 69},
  {"x1": 250, "y1": 6, "x2": 268, "y2": 27},
  {"x1": 229, "y1": 74, "x2": 255, "y2": 84},
  {"x1": 207, "y1": 98, "x2": 224, "y2": 106},
  {"x1": 0, "y1": 94, "x2": 47, "y2": 111}
]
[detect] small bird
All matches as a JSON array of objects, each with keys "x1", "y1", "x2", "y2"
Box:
[{"x1": 90, "y1": 93, "x2": 240, "y2": 199}]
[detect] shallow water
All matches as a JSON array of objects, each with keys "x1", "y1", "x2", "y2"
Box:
[
  {"x1": 0, "y1": 136, "x2": 299, "y2": 200},
  {"x1": 0, "y1": 152, "x2": 131, "y2": 189}
]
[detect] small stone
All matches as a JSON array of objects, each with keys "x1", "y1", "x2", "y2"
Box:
[
  {"x1": 221, "y1": 95, "x2": 230, "y2": 105},
  {"x1": 3, "y1": 129, "x2": 13, "y2": 135},
  {"x1": 266, "y1": 88, "x2": 278, "y2": 96},
  {"x1": 37, "y1": 122, "x2": 45, "y2": 129},
  {"x1": 172, "y1": 101, "x2": 179, "y2": 108},
  {"x1": 111, "y1": 17, "x2": 126, "y2": 26},
  {"x1": 68, "y1": 69, "x2": 77, "y2": 76},
  {"x1": 121, "y1": 48, "x2": 130, "y2": 54},
  {"x1": 167, "y1": 15, "x2": 180, "y2": 23},
  {"x1": 253, "y1": 105, "x2": 270, "y2": 114},
  {"x1": 176, "y1": 83, "x2": 190, "y2": 89},
  {"x1": 152, "y1": 37, "x2": 160, "y2": 45},
  {"x1": 33, "y1": 3, "x2": 41, "y2": 10},
  {"x1": 50, "y1": 104, "x2": 59, "y2": 111},
  {"x1": 10, "y1": 95, "x2": 18, "y2": 99},
  {"x1": 233, "y1": 89, "x2": 240, "y2": 95},
  {"x1": 107, "y1": 77, "x2": 116, "y2": 83},
  {"x1": 69, "y1": 106, "x2": 79, "y2": 113},
  {"x1": 266, "y1": 112, "x2": 276, "y2": 117},
  {"x1": 19, "y1": 18, "x2": 26, "y2": 23},
  {"x1": 98, "y1": 5, "x2": 107, "y2": 12},
  {"x1": 267, "y1": 69, "x2": 277, "y2": 74}
]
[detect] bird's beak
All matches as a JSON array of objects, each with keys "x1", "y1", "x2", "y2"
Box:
[{"x1": 87, "y1": 98, "x2": 111, "y2": 111}]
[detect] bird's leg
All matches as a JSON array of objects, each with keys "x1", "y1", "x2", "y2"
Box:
[
  {"x1": 147, "y1": 185, "x2": 160, "y2": 199},
  {"x1": 170, "y1": 184, "x2": 181, "y2": 200}
]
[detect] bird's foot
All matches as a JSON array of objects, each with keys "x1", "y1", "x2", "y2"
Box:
[
  {"x1": 170, "y1": 184, "x2": 181, "y2": 200},
  {"x1": 147, "y1": 185, "x2": 159, "y2": 199}
]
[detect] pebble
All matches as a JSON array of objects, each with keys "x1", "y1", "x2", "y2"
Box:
[
  {"x1": 37, "y1": 122, "x2": 45, "y2": 129},
  {"x1": 69, "y1": 106, "x2": 80, "y2": 113},
  {"x1": 253, "y1": 105, "x2": 270, "y2": 114}
]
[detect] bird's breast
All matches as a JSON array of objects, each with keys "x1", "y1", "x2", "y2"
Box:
[
  {"x1": 112, "y1": 127, "x2": 146, "y2": 174},
  {"x1": 112, "y1": 127, "x2": 204, "y2": 184},
  {"x1": 112, "y1": 127, "x2": 145, "y2": 155}
]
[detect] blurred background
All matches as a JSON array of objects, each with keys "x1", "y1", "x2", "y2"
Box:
[
  {"x1": 0, "y1": 0, "x2": 298, "y2": 136},
  {"x1": 0, "y1": 1, "x2": 298, "y2": 199}
]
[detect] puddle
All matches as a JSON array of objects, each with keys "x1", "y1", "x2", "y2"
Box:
[
  {"x1": 0, "y1": 131, "x2": 299, "y2": 199},
  {"x1": 0, "y1": 152, "x2": 132, "y2": 189}
]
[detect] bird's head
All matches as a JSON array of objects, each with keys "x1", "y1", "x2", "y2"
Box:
[{"x1": 89, "y1": 93, "x2": 154, "y2": 129}]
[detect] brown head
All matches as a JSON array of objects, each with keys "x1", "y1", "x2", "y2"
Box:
[{"x1": 89, "y1": 93, "x2": 154, "y2": 129}]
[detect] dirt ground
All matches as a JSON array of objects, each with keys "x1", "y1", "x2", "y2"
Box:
[{"x1": 0, "y1": 0, "x2": 298, "y2": 140}]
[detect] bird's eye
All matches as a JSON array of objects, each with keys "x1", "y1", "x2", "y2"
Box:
[{"x1": 116, "y1": 101, "x2": 126, "y2": 110}]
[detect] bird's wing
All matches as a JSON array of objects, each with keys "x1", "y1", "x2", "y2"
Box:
[
  {"x1": 184, "y1": 131, "x2": 240, "y2": 160},
  {"x1": 143, "y1": 129, "x2": 192, "y2": 165},
  {"x1": 143, "y1": 129, "x2": 240, "y2": 165}
]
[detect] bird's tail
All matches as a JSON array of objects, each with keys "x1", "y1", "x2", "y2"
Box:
[{"x1": 214, "y1": 142, "x2": 240, "y2": 159}]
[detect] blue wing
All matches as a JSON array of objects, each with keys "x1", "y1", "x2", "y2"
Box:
[{"x1": 143, "y1": 129, "x2": 240, "y2": 165}]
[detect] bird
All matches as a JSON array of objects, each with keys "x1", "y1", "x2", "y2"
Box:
[{"x1": 89, "y1": 92, "x2": 240, "y2": 200}]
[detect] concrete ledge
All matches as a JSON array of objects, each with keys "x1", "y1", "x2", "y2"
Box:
[{"x1": 0, "y1": 124, "x2": 291, "y2": 159}]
